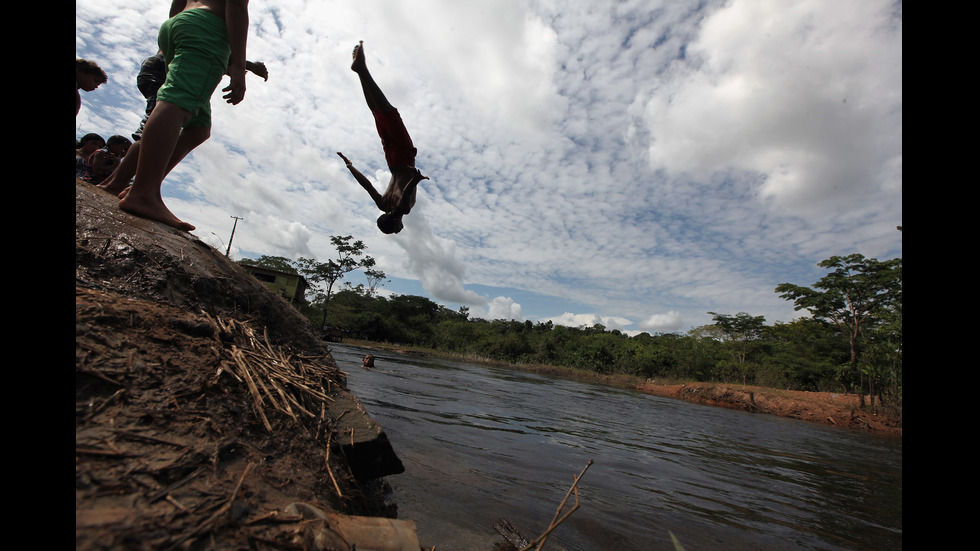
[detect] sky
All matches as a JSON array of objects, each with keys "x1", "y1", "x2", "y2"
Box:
[{"x1": 76, "y1": 0, "x2": 902, "y2": 335}]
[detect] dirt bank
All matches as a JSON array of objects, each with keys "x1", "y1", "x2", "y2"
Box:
[
  {"x1": 76, "y1": 181, "x2": 416, "y2": 550},
  {"x1": 634, "y1": 382, "x2": 901, "y2": 436}
]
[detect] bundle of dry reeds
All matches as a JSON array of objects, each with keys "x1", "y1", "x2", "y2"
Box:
[{"x1": 206, "y1": 314, "x2": 346, "y2": 436}]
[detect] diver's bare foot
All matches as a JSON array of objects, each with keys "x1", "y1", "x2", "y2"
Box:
[
  {"x1": 351, "y1": 41, "x2": 366, "y2": 73},
  {"x1": 119, "y1": 195, "x2": 195, "y2": 232}
]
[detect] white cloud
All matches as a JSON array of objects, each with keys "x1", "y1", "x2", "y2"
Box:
[
  {"x1": 545, "y1": 313, "x2": 634, "y2": 332},
  {"x1": 638, "y1": 311, "x2": 685, "y2": 334},
  {"x1": 394, "y1": 207, "x2": 486, "y2": 307},
  {"x1": 636, "y1": 0, "x2": 902, "y2": 216},
  {"x1": 484, "y1": 297, "x2": 524, "y2": 321},
  {"x1": 76, "y1": 0, "x2": 901, "y2": 335}
]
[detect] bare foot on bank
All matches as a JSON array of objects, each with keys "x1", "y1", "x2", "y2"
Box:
[
  {"x1": 99, "y1": 181, "x2": 131, "y2": 197},
  {"x1": 119, "y1": 194, "x2": 195, "y2": 232}
]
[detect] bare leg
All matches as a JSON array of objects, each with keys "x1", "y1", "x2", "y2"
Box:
[
  {"x1": 351, "y1": 41, "x2": 394, "y2": 112},
  {"x1": 116, "y1": 125, "x2": 211, "y2": 200},
  {"x1": 119, "y1": 100, "x2": 196, "y2": 231},
  {"x1": 167, "y1": 125, "x2": 211, "y2": 173},
  {"x1": 98, "y1": 141, "x2": 141, "y2": 195}
]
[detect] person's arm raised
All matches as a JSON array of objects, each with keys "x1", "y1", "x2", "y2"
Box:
[{"x1": 337, "y1": 152, "x2": 385, "y2": 211}]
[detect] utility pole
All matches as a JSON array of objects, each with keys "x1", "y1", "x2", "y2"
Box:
[{"x1": 226, "y1": 216, "x2": 244, "y2": 257}]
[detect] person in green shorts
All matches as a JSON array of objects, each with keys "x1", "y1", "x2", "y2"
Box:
[
  {"x1": 120, "y1": 0, "x2": 249, "y2": 232},
  {"x1": 97, "y1": 54, "x2": 268, "y2": 197}
]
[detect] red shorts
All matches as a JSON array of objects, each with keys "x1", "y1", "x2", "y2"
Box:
[{"x1": 373, "y1": 108, "x2": 417, "y2": 167}]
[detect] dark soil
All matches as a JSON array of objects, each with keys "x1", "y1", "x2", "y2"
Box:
[{"x1": 76, "y1": 181, "x2": 413, "y2": 550}]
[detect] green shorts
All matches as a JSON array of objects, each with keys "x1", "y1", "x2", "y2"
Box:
[{"x1": 156, "y1": 8, "x2": 231, "y2": 128}]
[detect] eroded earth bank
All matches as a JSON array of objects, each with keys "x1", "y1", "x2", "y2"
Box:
[{"x1": 76, "y1": 181, "x2": 418, "y2": 550}]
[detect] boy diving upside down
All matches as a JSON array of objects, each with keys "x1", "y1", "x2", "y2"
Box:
[{"x1": 337, "y1": 41, "x2": 428, "y2": 235}]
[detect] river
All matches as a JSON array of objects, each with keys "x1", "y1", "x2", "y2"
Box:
[{"x1": 329, "y1": 343, "x2": 902, "y2": 551}]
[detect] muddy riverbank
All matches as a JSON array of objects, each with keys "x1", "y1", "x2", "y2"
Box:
[{"x1": 76, "y1": 181, "x2": 416, "y2": 550}]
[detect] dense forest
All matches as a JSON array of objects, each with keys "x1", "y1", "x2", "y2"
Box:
[{"x1": 240, "y1": 235, "x2": 902, "y2": 407}]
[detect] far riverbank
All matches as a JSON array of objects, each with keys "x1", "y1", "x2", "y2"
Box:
[{"x1": 340, "y1": 339, "x2": 902, "y2": 437}]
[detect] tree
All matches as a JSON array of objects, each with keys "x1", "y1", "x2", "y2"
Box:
[
  {"x1": 707, "y1": 311, "x2": 766, "y2": 385},
  {"x1": 340, "y1": 260, "x2": 387, "y2": 298},
  {"x1": 776, "y1": 253, "x2": 902, "y2": 406},
  {"x1": 296, "y1": 236, "x2": 377, "y2": 330},
  {"x1": 361, "y1": 263, "x2": 388, "y2": 297},
  {"x1": 759, "y1": 319, "x2": 847, "y2": 391},
  {"x1": 860, "y1": 306, "x2": 902, "y2": 405},
  {"x1": 238, "y1": 255, "x2": 299, "y2": 274}
]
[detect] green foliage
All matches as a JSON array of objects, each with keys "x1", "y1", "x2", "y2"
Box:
[
  {"x1": 246, "y1": 246, "x2": 899, "y2": 402},
  {"x1": 858, "y1": 306, "x2": 902, "y2": 405},
  {"x1": 305, "y1": 287, "x2": 893, "y2": 395},
  {"x1": 237, "y1": 255, "x2": 299, "y2": 274},
  {"x1": 296, "y1": 235, "x2": 382, "y2": 331},
  {"x1": 707, "y1": 311, "x2": 767, "y2": 384},
  {"x1": 776, "y1": 253, "x2": 902, "y2": 404},
  {"x1": 759, "y1": 319, "x2": 848, "y2": 391}
]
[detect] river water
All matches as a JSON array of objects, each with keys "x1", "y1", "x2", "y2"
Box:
[{"x1": 329, "y1": 343, "x2": 902, "y2": 551}]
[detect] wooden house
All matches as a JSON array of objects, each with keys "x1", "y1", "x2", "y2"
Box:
[{"x1": 242, "y1": 265, "x2": 308, "y2": 304}]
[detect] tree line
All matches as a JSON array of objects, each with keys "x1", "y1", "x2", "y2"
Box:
[{"x1": 240, "y1": 233, "x2": 902, "y2": 407}]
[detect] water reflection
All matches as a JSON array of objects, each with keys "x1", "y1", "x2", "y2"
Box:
[{"x1": 330, "y1": 343, "x2": 901, "y2": 551}]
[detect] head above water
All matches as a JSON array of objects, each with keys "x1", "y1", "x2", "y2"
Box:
[{"x1": 377, "y1": 212, "x2": 404, "y2": 234}]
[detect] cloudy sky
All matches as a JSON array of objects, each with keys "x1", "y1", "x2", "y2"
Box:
[{"x1": 76, "y1": 0, "x2": 902, "y2": 334}]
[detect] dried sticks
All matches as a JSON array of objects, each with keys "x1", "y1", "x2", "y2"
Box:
[
  {"x1": 168, "y1": 461, "x2": 255, "y2": 550},
  {"x1": 207, "y1": 314, "x2": 341, "y2": 435},
  {"x1": 494, "y1": 459, "x2": 594, "y2": 551}
]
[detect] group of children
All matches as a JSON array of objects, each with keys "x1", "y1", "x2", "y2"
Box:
[
  {"x1": 75, "y1": 132, "x2": 132, "y2": 185},
  {"x1": 77, "y1": 0, "x2": 426, "y2": 236}
]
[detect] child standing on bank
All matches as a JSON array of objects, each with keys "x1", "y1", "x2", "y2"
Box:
[{"x1": 119, "y1": 0, "x2": 249, "y2": 232}]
